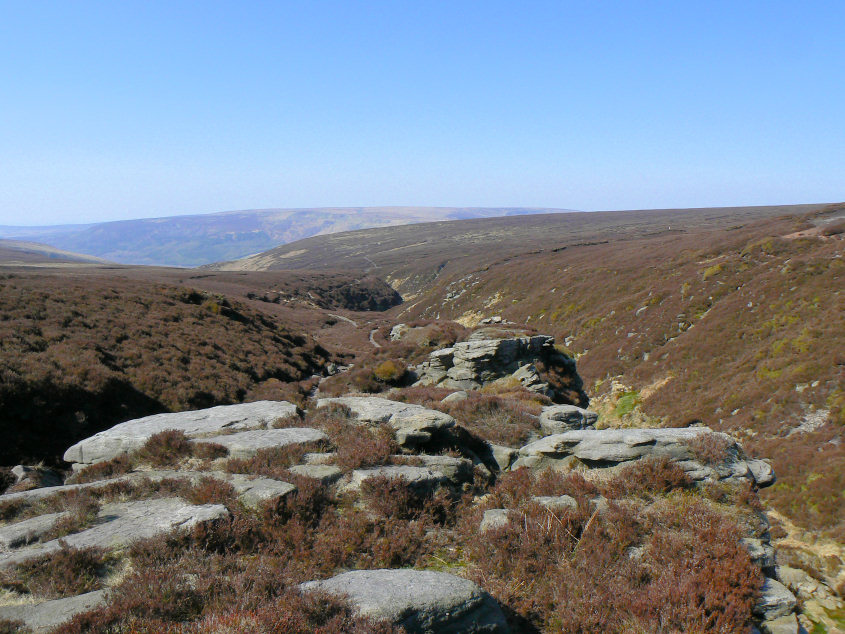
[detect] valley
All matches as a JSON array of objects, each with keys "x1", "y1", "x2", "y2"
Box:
[{"x1": 0, "y1": 203, "x2": 842, "y2": 632}]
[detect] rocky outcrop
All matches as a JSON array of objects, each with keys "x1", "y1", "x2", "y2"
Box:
[
  {"x1": 0, "y1": 589, "x2": 109, "y2": 633},
  {"x1": 513, "y1": 427, "x2": 776, "y2": 486},
  {"x1": 301, "y1": 569, "x2": 510, "y2": 633},
  {"x1": 316, "y1": 396, "x2": 455, "y2": 448},
  {"x1": 340, "y1": 456, "x2": 475, "y2": 493},
  {"x1": 63, "y1": 400, "x2": 299, "y2": 465},
  {"x1": 0, "y1": 498, "x2": 228, "y2": 569},
  {"x1": 413, "y1": 335, "x2": 587, "y2": 404}
]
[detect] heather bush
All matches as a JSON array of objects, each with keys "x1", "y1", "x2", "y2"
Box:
[
  {"x1": 67, "y1": 454, "x2": 133, "y2": 483},
  {"x1": 0, "y1": 544, "x2": 114, "y2": 599},
  {"x1": 135, "y1": 430, "x2": 194, "y2": 467},
  {"x1": 601, "y1": 456, "x2": 693, "y2": 499},
  {"x1": 687, "y1": 432, "x2": 736, "y2": 466},
  {"x1": 441, "y1": 393, "x2": 542, "y2": 447}
]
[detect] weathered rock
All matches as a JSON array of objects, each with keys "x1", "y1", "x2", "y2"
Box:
[
  {"x1": 390, "y1": 324, "x2": 410, "y2": 341},
  {"x1": 303, "y1": 452, "x2": 336, "y2": 465},
  {"x1": 539, "y1": 404, "x2": 598, "y2": 435},
  {"x1": 0, "y1": 498, "x2": 228, "y2": 569},
  {"x1": 759, "y1": 613, "x2": 799, "y2": 634},
  {"x1": 301, "y1": 569, "x2": 510, "y2": 633},
  {"x1": 747, "y1": 459, "x2": 776, "y2": 486},
  {"x1": 11, "y1": 465, "x2": 63, "y2": 489},
  {"x1": 531, "y1": 494, "x2": 578, "y2": 512},
  {"x1": 480, "y1": 509, "x2": 511, "y2": 533},
  {"x1": 0, "y1": 512, "x2": 70, "y2": 550},
  {"x1": 0, "y1": 469, "x2": 295, "y2": 512},
  {"x1": 288, "y1": 464, "x2": 343, "y2": 484},
  {"x1": 343, "y1": 466, "x2": 450, "y2": 493},
  {"x1": 514, "y1": 427, "x2": 772, "y2": 486},
  {"x1": 64, "y1": 401, "x2": 299, "y2": 465},
  {"x1": 487, "y1": 444, "x2": 518, "y2": 471},
  {"x1": 411, "y1": 455, "x2": 474, "y2": 484},
  {"x1": 414, "y1": 335, "x2": 586, "y2": 404},
  {"x1": 316, "y1": 397, "x2": 455, "y2": 449},
  {"x1": 196, "y1": 428, "x2": 327, "y2": 459},
  {"x1": 0, "y1": 590, "x2": 108, "y2": 632},
  {"x1": 441, "y1": 390, "x2": 468, "y2": 404},
  {"x1": 754, "y1": 578, "x2": 798, "y2": 620},
  {"x1": 741, "y1": 537, "x2": 776, "y2": 570},
  {"x1": 223, "y1": 473, "x2": 297, "y2": 508}
]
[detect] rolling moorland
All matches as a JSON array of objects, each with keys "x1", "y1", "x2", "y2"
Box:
[
  {"x1": 0, "y1": 207, "x2": 569, "y2": 267},
  {"x1": 212, "y1": 205, "x2": 845, "y2": 603},
  {"x1": 0, "y1": 203, "x2": 842, "y2": 632}
]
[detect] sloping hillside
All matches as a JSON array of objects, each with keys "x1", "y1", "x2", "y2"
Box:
[
  {"x1": 216, "y1": 203, "x2": 845, "y2": 543},
  {"x1": 1, "y1": 207, "x2": 570, "y2": 267},
  {"x1": 0, "y1": 240, "x2": 109, "y2": 265}
]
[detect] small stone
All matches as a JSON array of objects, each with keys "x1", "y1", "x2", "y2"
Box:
[
  {"x1": 754, "y1": 578, "x2": 797, "y2": 620},
  {"x1": 480, "y1": 509, "x2": 511, "y2": 533},
  {"x1": 288, "y1": 464, "x2": 343, "y2": 484},
  {"x1": 531, "y1": 495, "x2": 577, "y2": 512},
  {"x1": 441, "y1": 391, "x2": 468, "y2": 404}
]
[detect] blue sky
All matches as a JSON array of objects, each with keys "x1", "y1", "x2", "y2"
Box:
[{"x1": 1, "y1": 1, "x2": 843, "y2": 225}]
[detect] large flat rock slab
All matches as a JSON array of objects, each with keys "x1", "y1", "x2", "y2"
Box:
[
  {"x1": 316, "y1": 397, "x2": 455, "y2": 448},
  {"x1": 197, "y1": 427, "x2": 327, "y2": 459},
  {"x1": 301, "y1": 569, "x2": 510, "y2": 633},
  {"x1": 64, "y1": 400, "x2": 298, "y2": 465},
  {"x1": 514, "y1": 427, "x2": 775, "y2": 486},
  {"x1": 0, "y1": 589, "x2": 108, "y2": 632},
  {"x1": 0, "y1": 497, "x2": 228, "y2": 569},
  {"x1": 0, "y1": 469, "x2": 296, "y2": 511}
]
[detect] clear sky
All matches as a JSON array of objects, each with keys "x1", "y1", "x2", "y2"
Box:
[{"x1": 1, "y1": 1, "x2": 843, "y2": 225}]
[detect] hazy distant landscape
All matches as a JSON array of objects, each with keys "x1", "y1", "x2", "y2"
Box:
[{"x1": 0, "y1": 207, "x2": 572, "y2": 267}]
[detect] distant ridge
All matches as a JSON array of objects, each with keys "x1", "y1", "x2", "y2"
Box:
[{"x1": 0, "y1": 207, "x2": 575, "y2": 267}]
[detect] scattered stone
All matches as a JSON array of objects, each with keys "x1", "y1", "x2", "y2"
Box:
[
  {"x1": 741, "y1": 537, "x2": 776, "y2": 570},
  {"x1": 196, "y1": 428, "x2": 327, "y2": 459},
  {"x1": 538, "y1": 405, "x2": 599, "y2": 435},
  {"x1": 301, "y1": 569, "x2": 510, "y2": 633},
  {"x1": 288, "y1": 464, "x2": 343, "y2": 484},
  {"x1": 531, "y1": 495, "x2": 577, "y2": 512},
  {"x1": 223, "y1": 473, "x2": 296, "y2": 509},
  {"x1": 759, "y1": 613, "x2": 799, "y2": 634},
  {"x1": 754, "y1": 578, "x2": 797, "y2": 621},
  {"x1": 487, "y1": 444, "x2": 518, "y2": 471},
  {"x1": 11, "y1": 465, "x2": 63, "y2": 489},
  {"x1": 480, "y1": 509, "x2": 511, "y2": 533},
  {"x1": 746, "y1": 459, "x2": 776, "y2": 487},
  {"x1": 440, "y1": 390, "x2": 468, "y2": 404},
  {"x1": 0, "y1": 498, "x2": 228, "y2": 569},
  {"x1": 410, "y1": 455, "x2": 473, "y2": 484},
  {"x1": 0, "y1": 589, "x2": 108, "y2": 632},
  {"x1": 64, "y1": 401, "x2": 299, "y2": 465},
  {"x1": 342, "y1": 466, "x2": 450, "y2": 493},
  {"x1": 0, "y1": 512, "x2": 70, "y2": 550},
  {"x1": 316, "y1": 396, "x2": 455, "y2": 449}
]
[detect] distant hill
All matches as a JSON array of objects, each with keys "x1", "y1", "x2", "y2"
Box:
[
  {"x1": 0, "y1": 207, "x2": 573, "y2": 267},
  {"x1": 0, "y1": 239, "x2": 110, "y2": 264}
]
